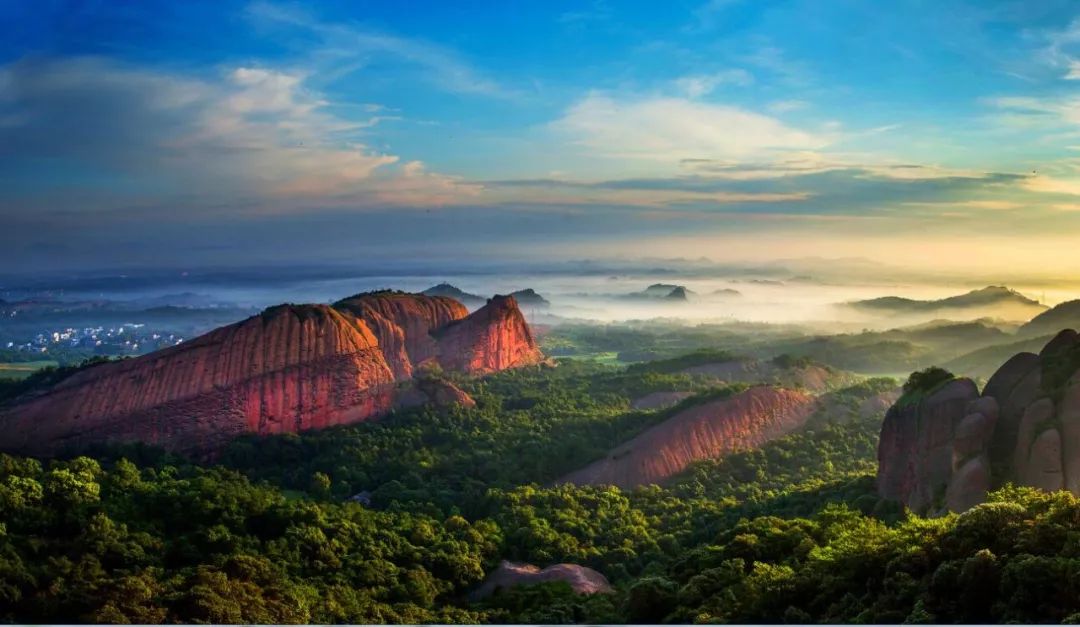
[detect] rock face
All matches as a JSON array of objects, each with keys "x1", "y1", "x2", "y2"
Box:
[
  {"x1": 434, "y1": 295, "x2": 543, "y2": 374},
  {"x1": 335, "y1": 292, "x2": 468, "y2": 379},
  {"x1": 0, "y1": 292, "x2": 541, "y2": 455},
  {"x1": 878, "y1": 328, "x2": 1080, "y2": 514},
  {"x1": 471, "y1": 561, "x2": 613, "y2": 599},
  {"x1": 559, "y1": 386, "x2": 816, "y2": 489},
  {"x1": 877, "y1": 378, "x2": 980, "y2": 514}
]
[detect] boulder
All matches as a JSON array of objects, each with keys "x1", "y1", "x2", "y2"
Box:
[
  {"x1": 880, "y1": 333, "x2": 1080, "y2": 513},
  {"x1": 1013, "y1": 398, "x2": 1054, "y2": 477},
  {"x1": 989, "y1": 360, "x2": 1043, "y2": 477},
  {"x1": 876, "y1": 378, "x2": 979, "y2": 514},
  {"x1": 1024, "y1": 428, "x2": 1065, "y2": 492},
  {"x1": 1060, "y1": 370, "x2": 1080, "y2": 495},
  {"x1": 952, "y1": 412, "x2": 994, "y2": 468},
  {"x1": 946, "y1": 455, "x2": 991, "y2": 513}
]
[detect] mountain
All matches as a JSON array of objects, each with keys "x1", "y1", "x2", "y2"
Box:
[
  {"x1": 421, "y1": 283, "x2": 486, "y2": 309},
  {"x1": 0, "y1": 292, "x2": 542, "y2": 456},
  {"x1": 508, "y1": 288, "x2": 550, "y2": 308},
  {"x1": 1021, "y1": 299, "x2": 1080, "y2": 336},
  {"x1": 622, "y1": 283, "x2": 693, "y2": 301},
  {"x1": 712, "y1": 288, "x2": 742, "y2": 297},
  {"x1": 848, "y1": 286, "x2": 1046, "y2": 319},
  {"x1": 878, "y1": 329, "x2": 1080, "y2": 514},
  {"x1": 558, "y1": 386, "x2": 816, "y2": 489}
]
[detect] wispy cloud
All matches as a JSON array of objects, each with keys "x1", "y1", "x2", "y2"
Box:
[
  {"x1": 552, "y1": 92, "x2": 831, "y2": 162},
  {"x1": 246, "y1": 1, "x2": 516, "y2": 98}
]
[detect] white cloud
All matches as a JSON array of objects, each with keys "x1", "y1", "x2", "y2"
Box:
[
  {"x1": 673, "y1": 69, "x2": 753, "y2": 97},
  {"x1": 0, "y1": 57, "x2": 478, "y2": 210},
  {"x1": 987, "y1": 95, "x2": 1080, "y2": 125},
  {"x1": 553, "y1": 92, "x2": 830, "y2": 161}
]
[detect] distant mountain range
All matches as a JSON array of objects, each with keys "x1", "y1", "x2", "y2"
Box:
[
  {"x1": 847, "y1": 286, "x2": 1046, "y2": 318},
  {"x1": 421, "y1": 283, "x2": 551, "y2": 310}
]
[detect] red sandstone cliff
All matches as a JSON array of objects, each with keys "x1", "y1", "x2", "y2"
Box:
[
  {"x1": 435, "y1": 295, "x2": 544, "y2": 374},
  {"x1": 335, "y1": 291, "x2": 469, "y2": 379},
  {"x1": 0, "y1": 292, "x2": 541, "y2": 456},
  {"x1": 558, "y1": 386, "x2": 817, "y2": 489}
]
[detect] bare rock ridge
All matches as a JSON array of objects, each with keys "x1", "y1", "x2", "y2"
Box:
[
  {"x1": 434, "y1": 295, "x2": 543, "y2": 373},
  {"x1": 0, "y1": 292, "x2": 542, "y2": 456},
  {"x1": 559, "y1": 386, "x2": 817, "y2": 489},
  {"x1": 877, "y1": 329, "x2": 1080, "y2": 514},
  {"x1": 471, "y1": 561, "x2": 613, "y2": 599}
]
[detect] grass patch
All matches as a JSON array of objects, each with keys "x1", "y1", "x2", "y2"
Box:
[{"x1": 0, "y1": 360, "x2": 59, "y2": 380}]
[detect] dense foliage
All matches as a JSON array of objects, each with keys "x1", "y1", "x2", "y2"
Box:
[{"x1": 8, "y1": 351, "x2": 1080, "y2": 623}]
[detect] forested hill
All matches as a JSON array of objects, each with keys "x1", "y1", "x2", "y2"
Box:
[{"x1": 3, "y1": 359, "x2": 1080, "y2": 623}]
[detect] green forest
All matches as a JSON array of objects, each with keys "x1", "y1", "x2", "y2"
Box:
[{"x1": 3, "y1": 358, "x2": 1080, "y2": 623}]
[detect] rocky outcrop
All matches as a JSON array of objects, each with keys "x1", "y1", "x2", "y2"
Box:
[
  {"x1": 335, "y1": 292, "x2": 468, "y2": 379},
  {"x1": 877, "y1": 378, "x2": 980, "y2": 514},
  {"x1": 434, "y1": 295, "x2": 543, "y2": 374},
  {"x1": 394, "y1": 377, "x2": 476, "y2": 411},
  {"x1": 0, "y1": 304, "x2": 397, "y2": 455},
  {"x1": 0, "y1": 292, "x2": 541, "y2": 455},
  {"x1": 559, "y1": 386, "x2": 816, "y2": 489},
  {"x1": 471, "y1": 561, "x2": 613, "y2": 599},
  {"x1": 879, "y1": 328, "x2": 1080, "y2": 514}
]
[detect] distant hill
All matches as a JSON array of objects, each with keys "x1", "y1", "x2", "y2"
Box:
[
  {"x1": 847, "y1": 286, "x2": 1046, "y2": 319},
  {"x1": 712, "y1": 288, "x2": 742, "y2": 297},
  {"x1": 1020, "y1": 299, "x2": 1080, "y2": 336},
  {"x1": 558, "y1": 386, "x2": 816, "y2": 489},
  {"x1": 623, "y1": 283, "x2": 693, "y2": 301},
  {"x1": 421, "y1": 283, "x2": 486, "y2": 308},
  {"x1": 509, "y1": 288, "x2": 550, "y2": 308},
  {"x1": 942, "y1": 334, "x2": 1056, "y2": 380}
]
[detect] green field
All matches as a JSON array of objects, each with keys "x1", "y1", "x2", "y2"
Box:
[{"x1": 0, "y1": 360, "x2": 58, "y2": 379}]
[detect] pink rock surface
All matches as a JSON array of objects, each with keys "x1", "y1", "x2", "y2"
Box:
[
  {"x1": 0, "y1": 293, "x2": 540, "y2": 455},
  {"x1": 559, "y1": 386, "x2": 816, "y2": 489}
]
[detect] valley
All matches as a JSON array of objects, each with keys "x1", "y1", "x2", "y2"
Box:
[{"x1": 5, "y1": 276, "x2": 1080, "y2": 622}]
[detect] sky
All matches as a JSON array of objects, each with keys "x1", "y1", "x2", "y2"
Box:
[{"x1": 6, "y1": 0, "x2": 1080, "y2": 277}]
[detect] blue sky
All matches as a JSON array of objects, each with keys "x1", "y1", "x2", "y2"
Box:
[{"x1": 5, "y1": 0, "x2": 1080, "y2": 274}]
